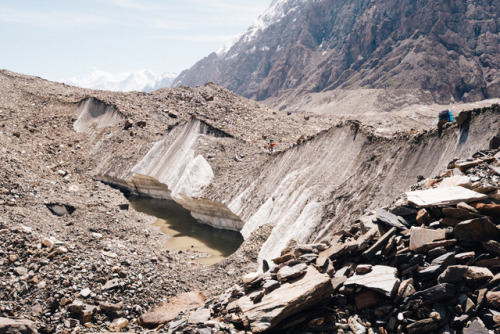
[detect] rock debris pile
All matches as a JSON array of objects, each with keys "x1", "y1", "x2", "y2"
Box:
[{"x1": 159, "y1": 149, "x2": 500, "y2": 333}]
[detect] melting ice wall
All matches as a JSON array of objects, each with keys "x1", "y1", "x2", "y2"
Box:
[{"x1": 229, "y1": 110, "x2": 500, "y2": 263}]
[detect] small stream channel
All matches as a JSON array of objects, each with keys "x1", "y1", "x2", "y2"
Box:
[{"x1": 128, "y1": 196, "x2": 243, "y2": 264}]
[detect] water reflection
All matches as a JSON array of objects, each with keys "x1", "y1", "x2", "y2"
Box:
[{"x1": 128, "y1": 196, "x2": 243, "y2": 264}]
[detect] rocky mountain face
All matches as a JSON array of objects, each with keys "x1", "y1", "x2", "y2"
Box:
[{"x1": 173, "y1": 0, "x2": 500, "y2": 108}]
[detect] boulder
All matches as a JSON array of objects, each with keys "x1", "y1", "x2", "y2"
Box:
[
  {"x1": 238, "y1": 266, "x2": 332, "y2": 333},
  {"x1": 138, "y1": 291, "x2": 206, "y2": 329},
  {"x1": 406, "y1": 186, "x2": 488, "y2": 207},
  {"x1": 344, "y1": 265, "x2": 400, "y2": 297},
  {"x1": 454, "y1": 218, "x2": 499, "y2": 242}
]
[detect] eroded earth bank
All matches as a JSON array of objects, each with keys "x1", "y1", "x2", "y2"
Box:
[{"x1": 1, "y1": 70, "x2": 500, "y2": 333}]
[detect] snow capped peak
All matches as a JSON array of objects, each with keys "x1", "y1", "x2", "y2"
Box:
[
  {"x1": 247, "y1": 0, "x2": 307, "y2": 40},
  {"x1": 65, "y1": 69, "x2": 177, "y2": 92},
  {"x1": 217, "y1": 0, "x2": 309, "y2": 58}
]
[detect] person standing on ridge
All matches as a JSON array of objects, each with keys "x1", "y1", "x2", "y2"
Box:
[
  {"x1": 437, "y1": 109, "x2": 454, "y2": 136},
  {"x1": 268, "y1": 139, "x2": 276, "y2": 153}
]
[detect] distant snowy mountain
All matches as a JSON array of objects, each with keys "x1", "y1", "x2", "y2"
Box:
[{"x1": 66, "y1": 70, "x2": 177, "y2": 92}]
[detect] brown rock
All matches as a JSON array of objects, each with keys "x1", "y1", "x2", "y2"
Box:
[
  {"x1": 440, "y1": 217, "x2": 461, "y2": 227},
  {"x1": 416, "y1": 209, "x2": 431, "y2": 225},
  {"x1": 316, "y1": 240, "x2": 358, "y2": 266},
  {"x1": 454, "y1": 218, "x2": 499, "y2": 242},
  {"x1": 442, "y1": 207, "x2": 475, "y2": 220},
  {"x1": 138, "y1": 291, "x2": 206, "y2": 329},
  {"x1": 355, "y1": 290, "x2": 380, "y2": 310},
  {"x1": 395, "y1": 278, "x2": 416, "y2": 302},
  {"x1": 424, "y1": 239, "x2": 456, "y2": 251},
  {"x1": 406, "y1": 318, "x2": 441, "y2": 334},
  {"x1": 438, "y1": 265, "x2": 468, "y2": 284},
  {"x1": 483, "y1": 240, "x2": 500, "y2": 255},
  {"x1": 409, "y1": 227, "x2": 446, "y2": 251},
  {"x1": 485, "y1": 291, "x2": 500, "y2": 309},
  {"x1": 362, "y1": 227, "x2": 398, "y2": 260},
  {"x1": 473, "y1": 203, "x2": 500, "y2": 218},
  {"x1": 355, "y1": 264, "x2": 372, "y2": 274},
  {"x1": 272, "y1": 252, "x2": 295, "y2": 265},
  {"x1": 464, "y1": 266, "x2": 493, "y2": 282},
  {"x1": 475, "y1": 257, "x2": 500, "y2": 268}
]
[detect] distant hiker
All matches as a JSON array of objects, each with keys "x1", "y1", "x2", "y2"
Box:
[
  {"x1": 268, "y1": 139, "x2": 276, "y2": 153},
  {"x1": 438, "y1": 109, "x2": 454, "y2": 136}
]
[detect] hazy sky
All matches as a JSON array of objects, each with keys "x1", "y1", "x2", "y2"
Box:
[{"x1": 0, "y1": 0, "x2": 271, "y2": 81}]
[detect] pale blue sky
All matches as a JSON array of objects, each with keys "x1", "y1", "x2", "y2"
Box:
[{"x1": 0, "y1": 0, "x2": 271, "y2": 81}]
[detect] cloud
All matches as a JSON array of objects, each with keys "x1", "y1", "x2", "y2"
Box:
[
  {"x1": 150, "y1": 33, "x2": 238, "y2": 42},
  {"x1": 0, "y1": 9, "x2": 114, "y2": 29}
]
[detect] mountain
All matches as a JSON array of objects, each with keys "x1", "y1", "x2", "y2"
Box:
[
  {"x1": 66, "y1": 70, "x2": 177, "y2": 92},
  {"x1": 173, "y1": 0, "x2": 500, "y2": 108}
]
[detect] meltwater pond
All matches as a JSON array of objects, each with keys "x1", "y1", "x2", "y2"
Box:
[{"x1": 128, "y1": 196, "x2": 243, "y2": 264}]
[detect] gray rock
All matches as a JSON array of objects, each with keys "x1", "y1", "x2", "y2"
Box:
[
  {"x1": 375, "y1": 209, "x2": 409, "y2": 229},
  {"x1": 464, "y1": 319, "x2": 489, "y2": 334},
  {"x1": 103, "y1": 278, "x2": 124, "y2": 290},
  {"x1": 418, "y1": 283, "x2": 456, "y2": 303},
  {"x1": 188, "y1": 308, "x2": 211, "y2": 324},
  {"x1": 430, "y1": 252, "x2": 456, "y2": 268},
  {"x1": 344, "y1": 265, "x2": 400, "y2": 297},
  {"x1": 263, "y1": 280, "x2": 280, "y2": 294},
  {"x1": 277, "y1": 263, "x2": 308, "y2": 282}
]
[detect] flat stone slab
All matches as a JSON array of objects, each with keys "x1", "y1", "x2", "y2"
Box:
[
  {"x1": 438, "y1": 175, "x2": 471, "y2": 188},
  {"x1": 344, "y1": 265, "x2": 399, "y2": 297},
  {"x1": 409, "y1": 227, "x2": 446, "y2": 251},
  {"x1": 188, "y1": 308, "x2": 211, "y2": 324},
  {"x1": 406, "y1": 186, "x2": 488, "y2": 208},
  {"x1": 138, "y1": 291, "x2": 205, "y2": 329},
  {"x1": 238, "y1": 266, "x2": 332, "y2": 333}
]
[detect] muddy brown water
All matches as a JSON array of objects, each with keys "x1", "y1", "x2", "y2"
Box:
[{"x1": 128, "y1": 196, "x2": 243, "y2": 264}]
